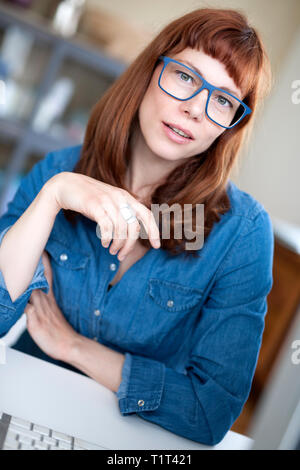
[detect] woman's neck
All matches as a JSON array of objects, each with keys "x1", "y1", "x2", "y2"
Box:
[{"x1": 125, "y1": 126, "x2": 178, "y2": 201}]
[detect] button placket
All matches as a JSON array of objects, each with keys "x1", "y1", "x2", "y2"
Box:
[
  {"x1": 87, "y1": 257, "x2": 119, "y2": 341},
  {"x1": 92, "y1": 307, "x2": 102, "y2": 341}
]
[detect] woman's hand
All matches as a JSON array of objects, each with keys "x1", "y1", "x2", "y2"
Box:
[
  {"x1": 24, "y1": 251, "x2": 80, "y2": 362},
  {"x1": 43, "y1": 171, "x2": 161, "y2": 261}
]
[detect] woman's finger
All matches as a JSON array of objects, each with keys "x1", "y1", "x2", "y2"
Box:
[
  {"x1": 94, "y1": 195, "x2": 116, "y2": 248},
  {"x1": 117, "y1": 219, "x2": 141, "y2": 259},
  {"x1": 99, "y1": 192, "x2": 129, "y2": 254},
  {"x1": 24, "y1": 303, "x2": 34, "y2": 314},
  {"x1": 125, "y1": 195, "x2": 161, "y2": 248},
  {"x1": 29, "y1": 288, "x2": 43, "y2": 308}
]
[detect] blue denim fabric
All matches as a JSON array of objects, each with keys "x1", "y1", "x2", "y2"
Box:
[{"x1": 0, "y1": 144, "x2": 274, "y2": 445}]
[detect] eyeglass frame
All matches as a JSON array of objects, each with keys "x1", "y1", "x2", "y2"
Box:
[{"x1": 158, "y1": 55, "x2": 252, "y2": 129}]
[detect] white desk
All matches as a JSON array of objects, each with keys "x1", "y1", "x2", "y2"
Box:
[{"x1": 0, "y1": 347, "x2": 253, "y2": 450}]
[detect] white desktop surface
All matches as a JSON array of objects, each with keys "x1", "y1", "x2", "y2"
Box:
[{"x1": 0, "y1": 347, "x2": 253, "y2": 450}]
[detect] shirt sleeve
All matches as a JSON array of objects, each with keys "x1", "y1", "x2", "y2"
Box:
[
  {"x1": 115, "y1": 209, "x2": 274, "y2": 446},
  {"x1": 0, "y1": 150, "x2": 61, "y2": 337},
  {"x1": 0, "y1": 225, "x2": 49, "y2": 338}
]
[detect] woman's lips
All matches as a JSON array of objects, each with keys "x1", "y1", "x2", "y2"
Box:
[{"x1": 162, "y1": 122, "x2": 193, "y2": 144}]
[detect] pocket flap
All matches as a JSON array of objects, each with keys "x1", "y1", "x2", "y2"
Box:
[
  {"x1": 148, "y1": 278, "x2": 203, "y2": 312},
  {"x1": 45, "y1": 237, "x2": 89, "y2": 270}
]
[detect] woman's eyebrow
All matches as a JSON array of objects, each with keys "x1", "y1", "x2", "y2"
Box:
[{"x1": 180, "y1": 59, "x2": 241, "y2": 99}]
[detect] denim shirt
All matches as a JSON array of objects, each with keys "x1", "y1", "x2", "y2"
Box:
[{"x1": 0, "y1": 144, "x2": 274, "y2": 446}]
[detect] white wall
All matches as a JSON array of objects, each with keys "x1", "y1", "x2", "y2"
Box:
[
  {"x1": 88, "y1": 0, "x2": 300, "y2": 75},
  {"x1": 232, "y1": 28, "x2": 300, "y2": 226}
]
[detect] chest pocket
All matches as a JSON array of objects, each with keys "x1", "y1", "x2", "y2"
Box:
[
  {"x1": 128, "y1": 278, "x2": 203, "y2": 353},
  {"x1": 44, "y1": 237, "x2": 90, "y2": 332},
  {"x1": 148, "y1": 278, "x2": 203, "y2": 313}
]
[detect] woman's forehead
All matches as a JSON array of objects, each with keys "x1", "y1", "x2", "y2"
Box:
[{"x1": 167, "y1": 47, "x2": 245, "y2": 99}]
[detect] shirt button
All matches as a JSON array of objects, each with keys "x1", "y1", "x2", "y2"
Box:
[
  {"x1": 137, "y1": 400, "x2": 145, "y2": 407},
  {"x1": 93, "y1": 337, "x2": 98, "y2": 341},
  {"x1": 167, "y1": 299, "x2": 174, "y2": 307},
  {"x1": 110, "y1": 263, "x2": 117, "y2": 271},
  {"x1": 60, "y1": 253, "x2": 68, "y2": 261},
  {"x1": 94, "y1": 309, "x2": 101, "y2": 317}
]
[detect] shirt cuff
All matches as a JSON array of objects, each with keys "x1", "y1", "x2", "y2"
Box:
[
  {"x1": 116, "y1": 352, "x2": 166, "y2": 415},
  {"x1": 116, "y1": 352, "x2": 132, "y2": 399},
  {"x1": 0, "y1": 225, "x2": 49, "y2": 312}
]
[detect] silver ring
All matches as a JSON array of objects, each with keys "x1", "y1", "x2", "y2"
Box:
[
  {"x1": 119, "y1": 203, "x2": 137, "y2": 224},
  {"x1": 96, "y1": 203, "x2": 137, "y2": 240}
]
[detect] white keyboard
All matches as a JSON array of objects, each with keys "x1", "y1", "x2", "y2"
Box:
[{"x1": 0, "y1": 411, "x2": 109, "y2": 450}]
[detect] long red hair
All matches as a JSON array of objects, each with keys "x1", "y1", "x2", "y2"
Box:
[{"x1": 63, "y1": 7, "x2": 272, "y2": 257}]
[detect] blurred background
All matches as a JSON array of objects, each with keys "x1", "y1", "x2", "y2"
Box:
[{"x1": 0, "y1": 0, "x2": 299, "y2": 449}]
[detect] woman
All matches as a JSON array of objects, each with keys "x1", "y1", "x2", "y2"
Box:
[{"x1": 0, "y1": 8, "x2": 274, "y2": 445}]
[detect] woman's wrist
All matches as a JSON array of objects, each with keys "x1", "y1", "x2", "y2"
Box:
[
  {"x1": 60, "y1": 331, "x2": 84, "y2": 364},
  {"x1": 61, "y1": 333, "x2": 125, "y2": 393},
  {"x1": 40, "y1": 175, "x2": 62, "y2": 217}
]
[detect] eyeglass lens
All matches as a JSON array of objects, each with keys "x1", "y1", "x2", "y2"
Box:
[{"x1": 160, "y1": 61, "x2": 245, "y2": 127}]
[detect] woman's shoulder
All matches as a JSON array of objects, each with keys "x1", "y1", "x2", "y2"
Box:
[
  {"x1": 221, "y1": 180, "x2": 273, "y2": 255},
  {"x1": 45, "y1": 144, "x2": 83, "y2": 172},
  {"x1": 6, "y1": 145, "x2": 83, "y2": 210},
  {"x1": 226, "y1": 179, "x2": 270, "y2": 222}
]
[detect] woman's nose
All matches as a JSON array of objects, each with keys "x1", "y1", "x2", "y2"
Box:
[{"x1": 181, "y1": 89, "x2": 209, "y2": 120}]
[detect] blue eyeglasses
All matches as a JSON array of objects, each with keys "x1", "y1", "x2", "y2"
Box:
[{"x1": 158, "y1": 55, "x2": 251, "y2": 129}]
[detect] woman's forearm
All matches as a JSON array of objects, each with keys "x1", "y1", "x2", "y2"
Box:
[
  {"x1": 65, "y1": 335, "x2": 125, "y2": 393},
  {"x1": 0, "y1": 182, "x2": 60, "y2": 302}
]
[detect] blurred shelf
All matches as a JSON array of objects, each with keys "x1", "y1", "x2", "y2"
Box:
[
  {"x1": 0, "y1": 116, "x2": 25, "y2": 141},
  {"x1": 0, "y1": 2, "x2": 127, "y2": 76},
  {"x1": 0, "y1": 2, "x2": 126, "y2": 212},
  {"x1": 26, "y1": 128, "x2": 77, "y2": 154},
  {"x1": 0, "y1": 117, "x2": 77, "y2": 151}
]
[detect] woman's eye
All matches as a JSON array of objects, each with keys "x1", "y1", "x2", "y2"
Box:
[
  {"x1": 217, "y1": 95, "x2": 232, "y2": 107},
  {"x1": 176, "y1": 71, "x2": 193, "y2": 83}
]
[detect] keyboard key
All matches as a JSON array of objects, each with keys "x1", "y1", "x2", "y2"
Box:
[
  {"x1": 8, "y1": 426, "x2": 41, "y2": 441},
  {"x1": 18, "y1": 435, "x2": 33, "y2": 446},
  {"x1": 42, "y1": 436, "x2": 57, "y2": 446},
  {"x1": 58, "y1": 440, "x2": 72, "y2": 450},
  {"x1": 33, "y1": 441, "x2": 49, "y2": 450},
  {"x1": 52, "y1": 430, "x2": 72, "y2": 443},
  {"x1": 33, "y1": 424, "x2": 50, "y2": 436},
  {"x1": 4, "y1": 434, "x2": 19, "y2": 450},
  {"x1": 10, "y1": 416, "x2": 31, "y2": 430},
  {"x1": 19, "y1": 444, "x2": 32, "y2": 450},
  {"x1": 3, "y1": 444, "x2": 15, "y2": 450},
  {"x1": 74, "y1": 437, "x2": 107, "y2": 450},
  {"x1": 6, "y1": 424, "x2": 20, "y2": 436}
]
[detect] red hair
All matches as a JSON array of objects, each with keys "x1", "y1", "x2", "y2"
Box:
[{"x1": 63, "y1": 7, "x2": 272, "y2": 257}]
